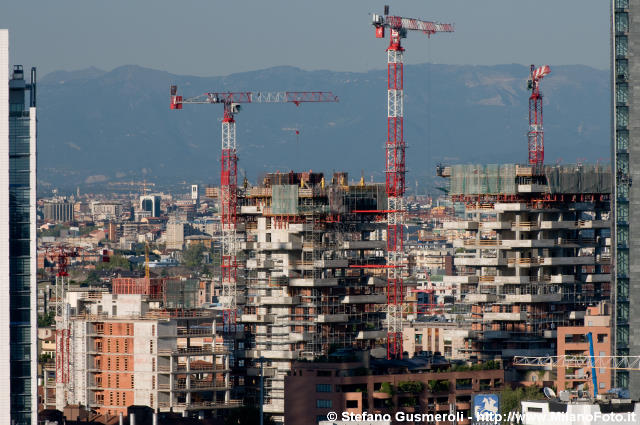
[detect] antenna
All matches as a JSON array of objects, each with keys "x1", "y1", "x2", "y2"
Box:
[{"x1": 543, "y1": 387, "x2": 557, "y2": 399}]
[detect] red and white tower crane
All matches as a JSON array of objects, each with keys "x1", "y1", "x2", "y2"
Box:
[
  {"x1": 170, "y1": 88, "x2": 338, "y2": 328},
  {"x1": 372, "y1": 6, "x2": 454, "y2": 359},
  {"x1": 49, "y1": 246, "x2": 79, "y2": 385},
  {"x1": 527, "y1": 64, "x2": 550, "y2": 168}
]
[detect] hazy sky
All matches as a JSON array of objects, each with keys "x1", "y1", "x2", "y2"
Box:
[{"x1": 2, "y1": 0, "x2": 610, "y2": 77}]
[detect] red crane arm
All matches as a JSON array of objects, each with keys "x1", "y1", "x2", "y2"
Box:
[{"x1": 385, "y1": 16, "x2": 454, "y2": 34}]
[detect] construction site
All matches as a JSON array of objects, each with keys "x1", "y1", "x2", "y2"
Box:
[
  {"x1": 438, "y1": 163, "x2": 611, "y2": 365},
  {"x1": 44, "y1": 6, "x2": 624, "y2": 425}
]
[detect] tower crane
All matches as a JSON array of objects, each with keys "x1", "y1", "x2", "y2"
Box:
[
  {"x1": 48, "y1": 246, "x2": 78, "y2": 386},
  {"x1": 170, "y1": 87, "x2": 338, "y2": 328},
  {"x1": 527, "y1": 64, "x2": 550, "y2": 168},
  {"x1": 372, "y1": 5, "x2": 454, "y2": 359}
]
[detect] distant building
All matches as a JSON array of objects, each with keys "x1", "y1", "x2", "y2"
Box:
[
  {"x1": 165, "y1": 218, "x2": 186, "y2": 250},
  {"x1": 140, "y1": 194, "x2": 162, "y2": 218},
  {"x1": 191, "y1": 184, "x2": 199, "y2": 205},
  {"x1": 43, "y1": 200, "x2": 74, "y2": 222},
  {"x1": 91, "y1": 201, "x2": 122, "y2": 221}
]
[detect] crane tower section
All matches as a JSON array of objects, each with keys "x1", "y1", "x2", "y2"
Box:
[
  {"x1": 527, "y1": 64, "x2": 550, "y2": 169},
  {"x1": 372, "y1": 6, "x2": 453, "y2": 359}
]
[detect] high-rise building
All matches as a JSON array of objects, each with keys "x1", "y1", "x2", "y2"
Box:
[
  {"x1": 611, "y1": 0, "x2": 635, "y2": 396},
  {"x1": 438, "y1": 164, "x2": 611, "y2": 369},
  {"x1": 191, "y1": 184, "x2": 199, "y2": 205},
  {"x1": 140, "y1": 195, "x2": 162, "y2": 218},
  {"x1": 0, "y1": 29, "x2": 38, "y2": 425},
  {"x1": 238, "y1": 172, "x2": 387, "y2": 423}
]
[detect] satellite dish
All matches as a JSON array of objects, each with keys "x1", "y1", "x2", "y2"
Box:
[{"x1": 543, "y1": 387, "x2": 557, "y2": 399}]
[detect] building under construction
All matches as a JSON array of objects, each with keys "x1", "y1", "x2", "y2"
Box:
[
  {"x1": 55, "y1": 292, "x2": 239, "y2": 418},
  {"x1": 438, "y1": 163, "x2": 611, "y2": 366},
  {"x1": 235, "y1": 171, "x2": 388, "y2": 422}
]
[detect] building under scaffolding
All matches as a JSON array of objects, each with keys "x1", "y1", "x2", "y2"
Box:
[
  {"x1": 236, "y1": 171, "x2": 388, "y2": 423},
  {"x1": 438, "y1": 164, "x2": 611, "y2": 371}
]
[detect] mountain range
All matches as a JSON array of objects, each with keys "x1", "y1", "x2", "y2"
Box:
[{"x1": 36, "y1": 63, "x2": 610, "y2": 193}]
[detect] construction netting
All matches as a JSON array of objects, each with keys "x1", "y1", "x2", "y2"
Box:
[
  {"x1": 163, "y1": 279, "x2": 199, "y2": 309},
  {"x1": 448, "y1": 164, "x2": 517, "y2": 195},
  {"x1": 328, "y1": 184, "x2": 387, "y2": 214},
  {"x1": 272, "y1": 185, "x2": 299, "y2": 214},
  {"x1": 544, "y1": 165, "x2": 611, "y2": 194},
  {"x1": 448, "y1": 163, "x2": 612, "y2": 195}
]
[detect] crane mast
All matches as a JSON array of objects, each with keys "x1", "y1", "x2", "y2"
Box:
[
  {"x1": 171, "y1": 88, "x2": 338, "y2": 329},
  {"x1": 527, "y1": 64, "x2": 550, "y2": 169},
  {"x1": 373, "y1": 6, "x2": 453, "y2": 359}
]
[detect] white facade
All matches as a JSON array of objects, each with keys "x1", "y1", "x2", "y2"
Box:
[
  {"x1": 0, "y1": 28, "x2": 10, "y2": 425},
  {"x1": 520, "y1": 400, "x2": 640, "y2": 425}
]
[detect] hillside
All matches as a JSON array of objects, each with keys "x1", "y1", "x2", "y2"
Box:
[{"x1": 36, "y1": 64, "x2": 610, "y2": 193}]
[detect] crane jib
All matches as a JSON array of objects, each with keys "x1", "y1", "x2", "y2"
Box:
[{"x1": 385, "y1": 16, "x2": 454, "y2": 33}]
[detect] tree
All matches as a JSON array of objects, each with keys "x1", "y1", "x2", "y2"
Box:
[
  {"x1": 182, "y1": 244, "x2": 205, "y2": 268},
  {"x1": 96, "y1": 254, "x2": 130, "y2": 271},
  {"x1": 38, "y1": 311, "x2": 55, "y2": 327},
  {"x1": 84, "y1": 270, "x2": 100, "y2": 285},
  {"x1": 500, "y1": 385, "x2": 544, "y2": 415}
]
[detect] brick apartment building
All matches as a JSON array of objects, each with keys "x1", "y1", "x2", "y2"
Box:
[{"x1": 284, "y1": 356, "x2": 503, "y2": 425}]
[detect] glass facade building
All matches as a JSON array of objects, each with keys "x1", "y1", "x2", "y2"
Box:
[
  {"x1": 2, "y1": 29, "x2": 37, "y2": 425},
  {"x1": 612, "y1": 0, "x2": 640, "y2": 398}
]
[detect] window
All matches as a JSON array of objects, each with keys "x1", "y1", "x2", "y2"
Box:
[
  {"x1": 597, "y1": 334, "x2": 607, "y2": 343},
  {"x1": 617, "y1": 130, "x2": 629, "y2": 152},
  {"x1": 616, "y1": 12, "x2": 629, "y2": 33},
  {"x1": 316, "y1": 370, "x2": 331, "y2": 377},
  {"x1": 316, "y1": 384, "x2": 332, "y2": 392},
  {"x1": 346, "y1": 400, "x2": 358, "y2": 408},
  {"x1": 616, "y1": 35, "x2": 628, "y2": 57},
  {"x1": 149, "y1": 340, "x2": 154, "y2": 354},
  {"x1": 316, "y1": 399, "x2": 332, "y2": 408}
]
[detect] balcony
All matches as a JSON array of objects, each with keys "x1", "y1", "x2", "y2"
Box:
[
  {"x1": 443, "y1": 221, "x2": 478, "y2": 230},
  {"x1": 256, "y1": 296, "x2": 300, "y2": 305},
  {"x1": 342, "y1": 240, "x2": 386, "y2": 250},
  {"x1": 314, "y1": 259, "x2": 349, "y2": 268},
  {"x1": 289, "y1": 278, "x2": 338, "y2": 287},
  {"x1": 240, "y1": 314, "x2": 274, "y2": 323},
  {"x1": 483, "y1": 312, "x2": 527, "y2": 321},
  {"x1": 455, "y1": 257, "x2": 506, "y2": 267},
  {"x1": 317, "y1": 314, "x2": 348, "y2": 323},
  {"x1": 503, "y1": 293, "x2": 562, "y2": 303},
  {"x1": 356, "y1": 330, "x2": 386, "y2": 340},
  {"x1": 464, "y1": 293, "x2": 497, "y2": 303},
  {"x1": 341, "y1": 295, "x2": 387, "y2": 304}
]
